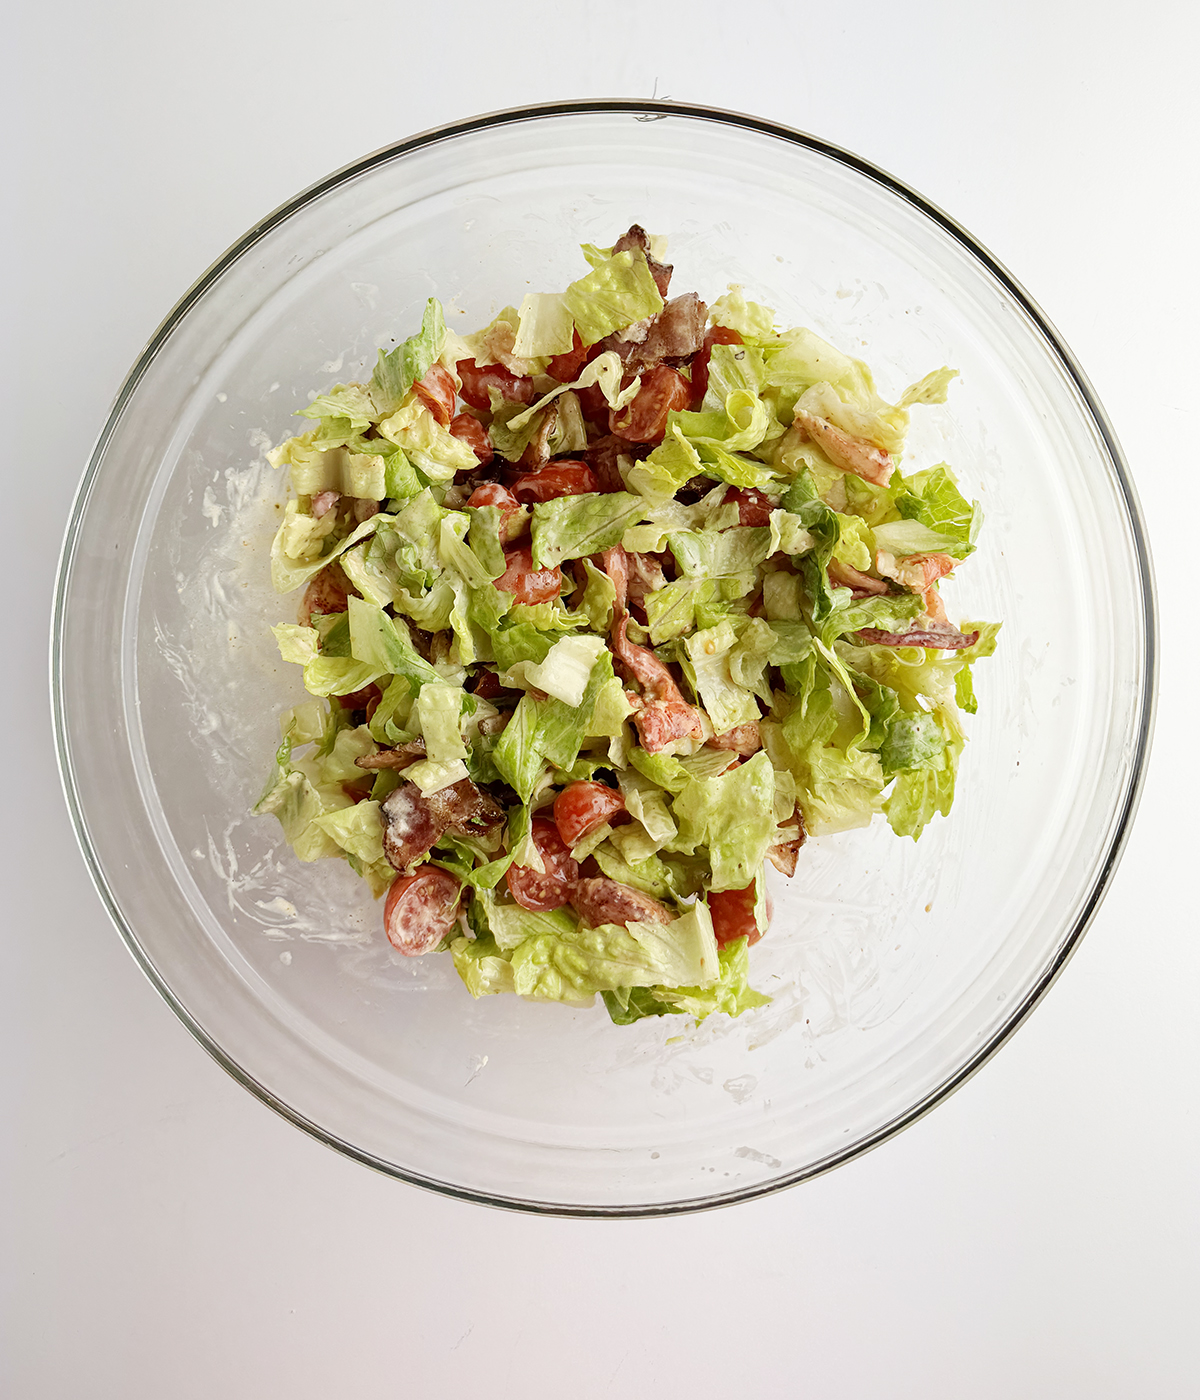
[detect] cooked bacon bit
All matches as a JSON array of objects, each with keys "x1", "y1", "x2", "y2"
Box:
[
  {"x1": 298, "y1": 562, "x2": 357, "y2": 626},
  {"x1": 426, "y1": 778, "x2": 506, "y2": 840},
  {"x1": 766, "y1": 807, "x2": 807, "y2": 877},
  {"x1": 553, "y1": 781, "x2": 626, "y2": 847},
  {"x1": 494, "y1": 542, "x2": 562, "y2": 605},
  {"x1": 610, "y1": 364, "x2": 690, "y2": 443},
  {"x1": 856, "y1": 624, "x2": 980, "y2": 650},
  {"x1": 708, "y1": 723, "x2": 762, "y2": 756},
  {"x1": 384, "y1": 868, "x2": 464, "y2": 956},
  {"x1": 582, "y1": 435, "x2": 630, "y2": 493},
  {"x1": 571, "y1": 876, "x2": 673, "y2": 929},
  {"x1": 469, "y1": 667, "x2": 520, "y2": 702},
  {"x1": 612, "y1": 223, "x2": 672, "y2": 298},
  {"x1": 456, "y1": 359, "x2": 535, "y2": 413},
  {"x1": 355, "y1": 739, "x2": 427, "y2": 771},
  {"x1": 311, "y1": 490, "x2": 340, "y2": 518},
  {"x1": 351, "y1": 499, "x2": 380, "y2": 524},
  {"x1": 828, "y1": 558, "x2": 890, "y2": 597},
  {"x1": 546, "y1": 328, "x2": 590, "y2": 383},
  {"x1": 379, "y1": 784, "x2": 444, "y2": 873},
  {"x1": 709, "y1": 883, "x2": 763, "y2": 948},
  {"x1": 601, "y1": 545, "x2": 704, "y2": 753},
  {"x1": 727, "y1": 486, "x2": 773, "y2": 527},
  {"x1": 510, "y1": 461, "x2": 598, "y2": 503},
  {"x1": 625, "y1": 551, "x2": 667, "y2": 608},
  {"x1": 506, "y1": 817, "x2": 580, "y2": 912},
  {"x1": 603, "y1": 293, "x2": 708, "y2": 372},
  {"x1": 689, "y1": 326, "x2": 744, "y2": 409},
  {"x1": 449, "y1": 412, "x2": 493, "y2": 466},
  {"x1": 339, "y1": 682, "x2": 383, "y2": 713},
  {"x1": 477, "y1": 712, "x2": 510, "y2": 736},
  {"x1": 794, "y1": 410, "x2": 894, "y2": 487},
  {"x1": 413, "y1": 363, "x2": 458, "y2": 426}
]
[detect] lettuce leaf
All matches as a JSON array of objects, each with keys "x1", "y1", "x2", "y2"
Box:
[
  {"x1": 562, "y1": 249, "x2": 664, "y2": 346},
  {"x1": 369, "y1": 298, "x2": 447, "y2": 416}
]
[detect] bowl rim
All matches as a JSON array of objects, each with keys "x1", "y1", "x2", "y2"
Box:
[{"x1": 51, "y1": 98, "x2": 1159, "y2": 1217}]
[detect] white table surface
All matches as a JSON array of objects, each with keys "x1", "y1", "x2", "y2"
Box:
[{"x1": 6, "y1": 3, "x2": 1198, "y2": 1395}]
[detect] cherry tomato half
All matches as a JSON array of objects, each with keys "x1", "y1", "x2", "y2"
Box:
[
  {"x1": 384, "y1": 867, "x2": 464, "y2": 955},
  {"x1": 494, "y1": 543, "x2": 562, "y2": 605},
  {"x1": 510, "y1": 462, "x2": 598, "y2": 504},
  {"x1": 610, "y1": 364, "x2": 690, "y2": 444},
  {"x1": 689, "y1": 326, "x2": 744, "y2": 410},
  {"x1": 708, "y1": 882, "x2": 763, "y2": 948},
  {"x1": 448, "y1": 413, "x2": 493, "y2": 465},
  {"x1": 506, "y1": 817, "x2": 580, "y2": 912},
  {"x1": 554, "y1": 782, "x2": 626, "y2": 847},
  {"x1": 456, "y1": 359, "x2": 534, "y2": 413}
]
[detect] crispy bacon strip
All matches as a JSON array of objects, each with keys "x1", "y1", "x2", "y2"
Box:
[
  {"x1": 600, "y1": 546, "x2": 704, "y2": 753},
  {"x1": 708, "y1": 723, "x2": 762, "y2": 756},
  {"x1": 828, "y1": 559, "x2": 889, "y2": 597},
  {"x1": 571, "y1": 876, "x2": 673, "y2": 930},
  {"x1": 355, "y1": 739, "x2": 427, "y2": 771},
  {"x1": 378, "y1": 776, "x2": 505, "y2": 872},
  {"x1": 794, "y1": 410, "x2": 893, "y2": 487},
  {"x1": 856, "y1": 625, "x2": 979, "y2": 650}
]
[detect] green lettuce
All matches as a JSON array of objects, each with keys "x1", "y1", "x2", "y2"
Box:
[
  {"x1": 562, "y1": 249, "x2": 664, "y2": 346},
  {"x1": 370, "y1": 298, "x2": 447, "y2": 415},
  {"x1": 530, "y1": 492, "x2": 647, "y2": 568}
]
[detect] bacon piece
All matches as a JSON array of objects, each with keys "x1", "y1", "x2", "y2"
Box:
[
  {"x1": 602, "y1": 294, "x2": 708, "y2": 372},
  {"x1": 612, "y1": 224, "x2": 672, "y2": 298},
  {"x1": 828, "y1": 559, "x2": 890, "y2": 597},
  {"x1": 413, "y1": 363, "x2": 457, "y2": 426},
  {"x1": 708, "y1": 723, "x2": 762, "y2": 756},
  {"x1": 582, "y1": 435, "x2": 630, "y2": 493},
  {"x1": 571, "y1": 876, "x2": 673, "y2": 929},
  {"x1": 384, "y1": 868, "x2": 464, "y2": 956},
  {"x1": 600, "y1": 546, "x2": 704, "y2": 754},
  {"x1": 355, "y1": 738, "x2": 426, "y2": 771},
  {"x1": 625, "y1": 551, "x2": 667, "y2": 609},
  {"x1": 855, "y1": 625, "x2": 980, "y2": 650},
  {"x1": 311, "y1": 490, "x2": 340, "y2": 518},
  {"x1": 794, "y1": 410, "x2": 893, "y2": 487},
  {"x1": 766, "y1": 807, "x2": 807, "y2": 877},
  {"x1": 425, "y1": 779, "x2": 506, "y2": 841},
  {"x1": 379, "y1": 784, "x2": 444, "y2": 873}
]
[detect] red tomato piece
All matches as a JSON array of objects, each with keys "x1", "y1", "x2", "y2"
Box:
[
  {"x1": 610, "y1": 364, "x2": 690, "y2": 444},
  {"x1": 448, "y1": 412, "x2": 494, "y2": 466},
  {"x1": 456, "y1": 359, "x2": 534, "y2": 413},
  {"x1": 510, "y1": 461, "x2": 598, "y2": 504},
  {"x1": 413, "y1": 363, "x2": 458, "y2": 425},
  {"x1": 384, "y1": 867, "x2": 464, "y2": 956},
  {"x1": 546, "y1": 329, "x2": 589, "y2": 383},
  {"x1": 689, "y1": 326, "x2": 744, "y2": 410},
  {"x1": 494, "y1": 542, "x2": 562, "y2": 605},
  {"x1": 467, "y1": 481, "x2": 518, "y2": 512},
  {"x1": 726, "y1": 487, "x2": 774, "y2": 527},
  {"x1": 708, "y1": 882, "x2": 764, "y2": 948},
  {"x1": 553, "y1": 782, "x2": 626, "y2": 847},
  {"x1": 506, "y1": 817, "x2": 580, "y2": 912}
]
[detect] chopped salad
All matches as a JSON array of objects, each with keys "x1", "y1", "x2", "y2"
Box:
[{"x1": 255, "y1": 226, "x2": 999, "y2": 1024}]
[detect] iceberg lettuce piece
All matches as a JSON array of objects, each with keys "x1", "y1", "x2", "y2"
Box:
[
  {"x1": 511, "y1": 291, "x2": 576, "y2": 358},
  {"x1": 369, "y1": 298, "x2": 446, "y2": 416},
  {"x1": 670, "y1": 751, "x2": 777, "y2": 891},
  {"x1": 562, "y1": 248, "x2": 664, "y2": 346},
  {"x1": 530, "y1": 492, "x2": 647, "y2": 568}
]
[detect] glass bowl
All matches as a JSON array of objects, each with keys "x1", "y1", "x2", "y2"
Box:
[{"x1": 52, "y1": 102, "x2": 1155, "y2": 1215}]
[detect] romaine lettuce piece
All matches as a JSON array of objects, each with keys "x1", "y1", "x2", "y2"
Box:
[
  {"x1": 562, "y1": 249, "x2": 664, "y2": 345},
  {"x1": 369, "y1": 298, "x2": 447, "y2": 415}
]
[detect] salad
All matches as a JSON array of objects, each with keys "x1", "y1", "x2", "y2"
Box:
[{"x1": 255, "y1": 225, "x2": 998, "y2": 1025}]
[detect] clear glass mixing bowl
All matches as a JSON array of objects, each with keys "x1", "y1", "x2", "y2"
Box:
[{"x1": 52, "y1": 102, "x2": 1155, "y2": 1215}]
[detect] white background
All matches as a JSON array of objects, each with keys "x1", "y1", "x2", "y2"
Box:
[{"x1": 5, "y1": 2, "x2": 1198, "y2": 1395}]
